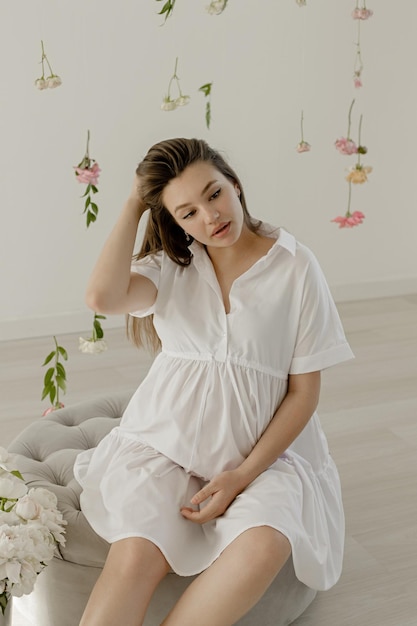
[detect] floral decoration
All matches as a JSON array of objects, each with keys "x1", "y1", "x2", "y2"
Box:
[
  {"x1": 79, "y1": 313, "x2": 108, "y2": 355},
  {"x1": 206, "y1": 0, "x2": 228, "y2": 15},
  {"x1": 295, "y1": 0, "x2": 307, "y2": 6},
  {"x1": 34, "y1": 40, "x2": 62, "y2": 90},
  {"x1": 198, "y1": 82, "x2": 213, "y2": 129},
  {"x1": 74, "y1": 130, "x2": 101, "y2": 227},
  {"x1": 352, "y1": 2, "x2": 373, "y2": 88},
  {"x1": 335, "y1": 99, "x2": 358, "y2": 155},
  {"x1": 332, "y1": 105, "x2": 371, "y2": 229},
  {"x1": 161, "y1": 58, "x2": 190, "y2": 111},
  {"x1": 156, "y1": 0, "x2": 176, "y2": 23},
  {"x1": 41, "y1": 336, "x2": 68, "y2": 416},
  {"x1": 0, "y1": 447, "x2": 66, "y2": 615},
  {"x1": 296, "y1": 110, "x2": 311, "y2": 153}
]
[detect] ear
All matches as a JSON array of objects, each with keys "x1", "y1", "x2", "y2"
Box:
[{"x1": 234, "y1": 184, "x2": 241, "y2": 198}]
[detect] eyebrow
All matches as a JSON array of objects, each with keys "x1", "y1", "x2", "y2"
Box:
[{"x1": 174, "y1": 180, "x2": 218, "y2": 213}]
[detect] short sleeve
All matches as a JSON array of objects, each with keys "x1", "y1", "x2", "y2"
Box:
[
  {"x1": 129, "y1": 251, "x2": 162, "y2": 318},
  {"x1": 289, "y1": 247, "x2": 354, "y2": 374}
]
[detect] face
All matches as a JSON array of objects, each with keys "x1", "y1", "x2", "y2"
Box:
[{"x1": 162, "y1": 161, "x2": 245, "y2": 248}]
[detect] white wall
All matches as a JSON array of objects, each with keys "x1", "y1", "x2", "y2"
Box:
[{"x1": 1, "y1": 0, "x2": 416, "y2": 341}]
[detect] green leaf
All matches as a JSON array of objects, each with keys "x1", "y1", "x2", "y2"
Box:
[
  {"x1": 90, "y1": 203, "x2": 99, "y2": 215},
  {"x1": 81, "y1": 185, "x2": 91, "y2": 198},
  {"x1": 42, "y1": 351, "x2": 55, "y2": 366},
  {"x1": 91, "y1": 185, "x2": 98, "y2": 194},
  {"x1": 56, "y1": 362, "x2": 66, "y2": 378},
  {"x1": 94, "y1": 320, "x2": 104, "y2": 339},
  {"x1": 86, "y1": 211, "x2": 97, "y2": 227},
  {"x1": 41, "y1": 382, "x2": 55, "y2": 402},
  {"x1": 85, "y1": 195, "x2": 91, "y2": 208},
  {"x1": 199, "y1": 82, "x2": 212, "y2": 97},
  {"x1": 10, "y1": 469, "x2": 24, "y2": 481},
  {"x1": 50, "y1": 385, "x2": 56, "y2": 404},
  {"x1": 57, "y1": 346, "x2": 68, "y2": 360},
  {"x1": 44, "y1": 367, "x2": 54, "y2": 386},
  {"x1": 95, "y1": 314, "x2": 106, "y2": 320},
  {"x1": 56, "y1": 376, "x2": 67, "y2": 393}
]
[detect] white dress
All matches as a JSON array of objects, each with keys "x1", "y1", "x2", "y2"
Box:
[{"x1": 74, "y1": 224, "x2": 354, "y2": 591}]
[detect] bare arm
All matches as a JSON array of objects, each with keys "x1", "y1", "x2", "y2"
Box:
[
  {"x1": 85, "y1": 177, "x2": 157, "y2": 315},
  {"x1": 181, "y1": 371, "x2": 321, "y2": 524}
]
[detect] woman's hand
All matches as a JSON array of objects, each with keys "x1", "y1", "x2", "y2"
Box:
[
  {"x1": 180, "y1": 470, "x2": 247, "y2": 524},
  {"x1": 128, "y1": 174, "x2": 147, "y2": 214}
]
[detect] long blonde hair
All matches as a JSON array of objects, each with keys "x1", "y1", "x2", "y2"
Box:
[{"x1": 127, "y1": 138, "x2": 261, "y2": 352}]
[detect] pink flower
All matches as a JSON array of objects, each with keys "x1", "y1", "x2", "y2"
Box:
[
  {"x1": 296, "y1": 141, "x2": 311, "y2": 153},
  {"x1": 335, "y1": 137, "x2": 358, "y2": 155},
  {"x1": 352, "y1": 8, "x2": 373, "y2": 20},
  {"x1": 354, "y1": 76, "x2": 362, "y2": 88},
  {"x1": 331, "y1": 211, "x2": 365, "y2": 228},
  {"x1": 42, "y1": 403, "x2": 64, "y2": 416},
  {"x1": 74, "y1": 162, "x2": 101, "y2": 186}
]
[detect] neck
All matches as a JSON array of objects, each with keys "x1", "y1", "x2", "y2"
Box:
[{"x1": 205, "y1": 224, "x2": 259, "y2": 267}]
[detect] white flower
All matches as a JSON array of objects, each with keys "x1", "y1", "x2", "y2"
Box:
[
  {"x1": 175, "y1": 95, "x2": 190, "y2": 107},
  {"x1": 46, "y1": 75, "x2": 62, "y2": 88},
  {"x1": 161, "y1": 97, "x2": 177, "y2": 111},
  {"x1": 15, "y1": 495, "x2": 42, "y2": 521},
  {"x1": 0, "y1": 475, "x2": 28, "y2": 499},
  {"x1": 78, "y1": 337, "x2": 108, "y2": 355},
  {"x1": 206, "y1": 0, "x2": 228, "y2": 15},
  {"x1": 34, "y1": 77, "x2": 48, "y2": 90},
  {"x1": 28, "y1": 488, "x2": 58, "y2": 511}
]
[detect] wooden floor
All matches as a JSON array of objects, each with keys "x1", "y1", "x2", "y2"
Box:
[{"x1": 1, "y1": 294, "x2": 417, "y2": 626}]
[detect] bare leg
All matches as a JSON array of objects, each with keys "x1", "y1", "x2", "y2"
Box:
[
  {"x1": 161, "y1": 526, "x2": 291, "y2": 626},
  {"x1": 79, "y1": 537, "x2": 170, "y2": 626}
]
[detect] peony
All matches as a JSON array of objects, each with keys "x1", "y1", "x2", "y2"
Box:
[
  {"x1": 78, "y1": 337, "x2": 108, "y2": 355},
  {"x1": 175, "y1": 95, "x2": 190, "y2": 107},
  {"x1": 352, "y1": 8, "x2": 373, "y2": 20},
  {"x1": 28, "y1": 488, "x2": 58, "y2": 511},
  {"x1": 345, "y1": 165, "x2": 372, "y2": 184},
  {"x1": 296, "y1": 141, "x2": 311, "y2": 153},
  {"x1": 335, "y1": 137, "x2": 358, "y2": 155},
  {"x1": 46, "y1": 75, "x2": 62, "y2": 89},
  {"x1": 74, "y1": 161, "x2": 101, "y2": 186},
  {"x1": 15, "y1": 496, "x2": 42, "y2": 521},
  {"x1": 161, "y1": 97, "x2": 177, "y2": 111},
  {"x1": 206, "y1": 0, "x2": 228, "y2": 15},
  {"x1": 331, "y1": 211, "x2": 365, "y2": 228},
  {"x1": 0, "y1": 475, "x2": 28, "y2": 500},
  {"x1": 34, "y1": 78, "x2": 48, "y2": 90}
]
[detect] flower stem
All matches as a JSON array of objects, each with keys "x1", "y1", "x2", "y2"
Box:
[
  {"x1": 347, "y1": 99, "x2": 355, "y2": 139},
  {"x1": 357, "y1": 114, "x2": 363, "y2": 166},
  {"x1": 300, "y1": 110, "x2": 304, "y2": 142},
  {"x1": 85, "y1": 129, "x2": 90, "y2": 159},
  {"x1": 53, "y1": 336, "x2": 60, "y2": 407},
  {"x1": 345, "y1": 181, "x2": 352, "y2": 217},
  {"x1": 41, "y1": 40, "x2": 54, "y2": 76}
]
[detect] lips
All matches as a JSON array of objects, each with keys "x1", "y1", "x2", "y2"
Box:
[{"x1": 212, "y1": 222, "x2": 230, "y2": 237}]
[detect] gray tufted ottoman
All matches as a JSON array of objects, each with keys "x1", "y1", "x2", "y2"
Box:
[{"x1": 8, "y1": 392, "x2": 316, "y2": 626}]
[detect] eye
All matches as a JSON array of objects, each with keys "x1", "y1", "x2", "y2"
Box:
[
  {"x1": 182, "y1": 209, "x2": 196, "y2": 220},
  {"x1": 209, "y1": 188, "x2": 221, "y2": 201}
]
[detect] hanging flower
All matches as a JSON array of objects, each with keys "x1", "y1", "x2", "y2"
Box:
[
  {"x1": 34, "y1": 41, "x2": 62, "y2": 90},
  {"x1": 296, "y1": 111, "x2": 311, "y2": 153},
  {"x1": 206, "y1": 0, "x2": 228, "y2": 15},
  {"x1": 199, "y1": 82, "x2": 213, "y2": 129},
  {"x1": 295, "y1": 0, "x2": 307, "y2": 6},
  {"x1": 74, "y1": 130, "x2": 101, "y2": 227},
  {"x1": 79, "y1": 313, "x2": 107, "y2": 355},
  {"x1": 332, "y1": 211, "x2": 365, "y2": 228},
  {"x1": 155, "y1": 0, "x2": 176, "y2": 23},
  {"x1": 335, "y1": 99, "x2": 359, "y2": 154},
  {"x1": 160, "y1": 58, "x2": 190, "y2": 112},
  {"x1": 352, "y1": 7, "x2": 373, "y2": 20},
  {"x1": 41, "y1": 337, "x2": 68, "y2": 416},
  {"x1": 346, "y1": 164, "x2": 372, "y2": 184}
]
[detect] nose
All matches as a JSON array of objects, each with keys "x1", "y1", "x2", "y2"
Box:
[{"x1": 202, "y1": 207, "x2": 220, "y2": 224}]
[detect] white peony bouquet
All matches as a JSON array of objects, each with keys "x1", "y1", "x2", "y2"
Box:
[{"x1": 0, "y1": 447, "x2": 66, "y2": 615}]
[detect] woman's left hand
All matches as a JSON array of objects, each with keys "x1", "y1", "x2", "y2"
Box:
[{"x1": 180, "y1": 470, "x2": 246, "y2": 524}]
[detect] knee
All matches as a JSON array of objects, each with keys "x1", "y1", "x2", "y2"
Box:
[
  {"x1": 247, "y1": 527, "x2": 291, "y2": 573},
  {"x1": 106, "y1": 537, "x2": 170, "y2": 582}
]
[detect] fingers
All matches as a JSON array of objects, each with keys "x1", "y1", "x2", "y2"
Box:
[{"x1": 190, "y1": 483, "x2": 214, "y2": 506}]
